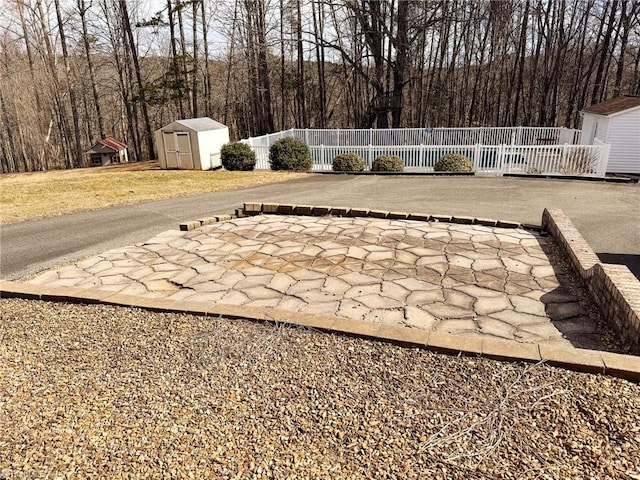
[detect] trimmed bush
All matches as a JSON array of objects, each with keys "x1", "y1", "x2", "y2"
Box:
[
  {"x1": 434, "y1": 153, "x2": 473, "y2": 172},
  {"x1": 269, "y1": 137, "x2": 312, "y2": 171},
  {"x1": 220, "y1": 142, "x2": 256, "y2": 171},
  {"x1": 371, "y1": 155, "x2": 404, "y2": 172},
  {"x1": 332, "y1": 153, "x2": 365, "y2": 172}
]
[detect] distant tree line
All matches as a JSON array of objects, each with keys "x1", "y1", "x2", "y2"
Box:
[{"x1": 0, "y1": 0, "x2": 638, "y2": 173}]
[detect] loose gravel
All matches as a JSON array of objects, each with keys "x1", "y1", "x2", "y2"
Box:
[{"x1": 1, "y1": 299, "x2": 639, "y2": 479}]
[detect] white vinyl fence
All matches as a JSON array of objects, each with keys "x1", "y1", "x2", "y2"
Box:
[
  {"x1": 242, "y1": 127, "x2": 611, "y2": 177},
  {"x1": 243, "y1": 127, "x2": 582, "y2": 147}
]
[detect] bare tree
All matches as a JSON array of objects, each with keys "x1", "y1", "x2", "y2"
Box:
[
  {"x1": 78, "y1": 0, "x2": 105, "y2": 141},
  {"x1": 119, "y1": 0, "x2": 155, "y2": 159},
  {"x1": 1, "y1": 0, "x2": 639, "y2": 171}
]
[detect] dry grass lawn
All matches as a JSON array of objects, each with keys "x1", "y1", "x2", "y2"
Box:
[{"x1": 0, "y1": 161, "x2": 306, "y2": 224}]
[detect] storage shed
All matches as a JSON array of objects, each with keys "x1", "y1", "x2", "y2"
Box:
[
  {"x1": 86, "y1": 138, "x2": 128, "y2": 167},
  {"x1": 155, "y1": 117, "x2": 229, "y2": 170},
  {"x1": 581, "y1": 95, "x2": 640, "y2": 174}
]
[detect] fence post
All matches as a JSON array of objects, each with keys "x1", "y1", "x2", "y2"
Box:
[
  {"x1": 368, "y1": 144, "x2": 373, "y2": 169},
  {"x1": 320, "y1": 144, "x2": 325, "y2": 171},
  {"x1": 473, "y1": 143, "x2": 481, "y2": 172},
  {"x1": 498, "y1": 145, "x2": 506, "y2": 175},
  {"x1": 561, "y1": 143, "x2": 568, "y2": 172},
  {"x1": 419, "y1": 144, "x2": 425, "y2": 168},
  {"x1": 598, "y1": 143, "x2": 610, "y2": 177},
  {"x1": 266, "y1": 133, "x2": 271, "y2": 147}
]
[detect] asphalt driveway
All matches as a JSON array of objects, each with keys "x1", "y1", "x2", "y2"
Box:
[{"x1": 1, "y1": 175, "x2": 638, "y2": 279}]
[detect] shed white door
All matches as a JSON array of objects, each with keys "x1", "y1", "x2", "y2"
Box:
[{"x1": 163, "y1": 131, "x2": 194, "y2": 169}]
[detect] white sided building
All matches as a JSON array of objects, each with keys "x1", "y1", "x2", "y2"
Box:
[
  {"x1": 155, "y1": 117, "x2": 230, "y2": 170},
  {"x1": 581, "y1": 95, "x2": 640, "y2": 174}
]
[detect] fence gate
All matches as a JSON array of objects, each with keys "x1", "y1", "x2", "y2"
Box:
[{"x1": 163, "y1": 131, "x2": 194, "y2": 169}]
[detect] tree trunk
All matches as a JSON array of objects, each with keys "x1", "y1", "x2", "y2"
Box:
[
  {"x1": 78, "y1": 0, "x2": 105, "y2": 140},
  {"x1": 0, "y1": 85, "x2": 19, "y2": 173},
  {"x1": 167, "y1": 0, "x2": 185, "y2": 118},
  {"x1": 54, "y1": 0, "x2": 84, "y2": 167},
  {"x1": 592, "y1": 0, "x2": 619, "y2": 103},
  {"x1": 245, "y1": 0, "x2": 275, "y2": 134},
  {"x1": 391, "y1": 0, "x2": 410, "y2": 127},
  {"x1": 613, "y1": 0, "x2": 635, "y2": 96},
  {"x1": 311, "y1": 0, "x2": 327, "y2": 127},
  {"x1": 296, "y1": 0, "x2": 307, "y2": 127},
  {"x1": 200, "y1": 0, "x2": 212, "y2": 115},
  {"x1": 224, "y1": 0, "x2": 239, "y2": 127},
  {"x1": 511, "y1": 0, "x2": 530, "y2": 124},
  {"x1": 176, "y1": 1, "x2": 191, "y2": 116},
  {"x1": 279, "y1": 0, "x2": 286, "y2": 128},
  {"x1": 16, "y1": 0, "x2": 43, "y2": 170},
  {"x1": 120, "y1": 0, "x2": 155, "y2": 159},
  {"x1": 191, "y1": 0, "x2": 199, "y2": 117}
]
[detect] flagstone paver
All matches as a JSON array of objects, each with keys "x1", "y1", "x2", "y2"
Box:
[{"x1": 28, "y1": 214, "x2": 607, "y2": 348}]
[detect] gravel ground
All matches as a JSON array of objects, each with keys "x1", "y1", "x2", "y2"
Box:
[{"x1": 1, "y1": 299, "x2": 639, "y2": 479}]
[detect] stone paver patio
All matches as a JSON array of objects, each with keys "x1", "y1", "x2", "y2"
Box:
[{"x1": 29, "y1": 214, "x2": 603, "y2": 348}]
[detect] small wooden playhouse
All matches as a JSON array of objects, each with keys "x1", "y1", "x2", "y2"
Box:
[
  {"x1": 86, "y1": 138, "x2": 129, "y2": 167},
  {"x1": 155, "y1": 117, "x2": 230, "y2": 170},
  {"x1": 581, "y1": 95, "x2": 640, "y2": 174}
]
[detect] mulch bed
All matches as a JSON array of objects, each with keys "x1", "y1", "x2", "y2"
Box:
[{"x1": 1, "y1": 299, "x2": 638, "y2": 479}]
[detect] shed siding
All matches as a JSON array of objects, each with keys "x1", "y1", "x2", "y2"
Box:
[
  {"x1": 155, "y1": 118, "x2": 229, "y2": 170},
  {"x1": 605, "y1": 111, "x2": 640, "y2": 173},
  {"x1": 189, "y1": 131, "x2": 200, "y2": 169},
  {"x1": 197, "y1": 129, "x2": 229, "y2": 169},
  {"x1": 580, "y1": 116, "x2": 595, "y2": 145},
  {"x1": 197, "y1": 131, "x2": 214, "y2": 170},
  {"x1": 595, "y1": 116, "x2": 611, "y2": 143},
  {"x1": 154, "y1": 131, "x2": 166, "y2": 168},
  {"x1": 580, "y1": 115, "x2": 611, "y2": 145}
]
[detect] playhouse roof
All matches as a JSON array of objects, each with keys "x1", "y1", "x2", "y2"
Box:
[
  {"x1": 583, "y1": 95, "x2": 640, "y2": 116},
  {"x1": 86, "y1": 137, "x2": 128, "y2": 153}
]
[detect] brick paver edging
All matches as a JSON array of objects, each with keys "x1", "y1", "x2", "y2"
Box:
[
  {"x1": 542, "y1": 208, "x2": 640, "y2": 353},
  {"x1": 2, "y1": 280, "x2": 638, "y2": 381},
  {"x1": 179, "y1": 214, "x2": 236, "y2": 232},
  {"x1": 236, "y1": 202, "x2": 540, "y2": 230}
]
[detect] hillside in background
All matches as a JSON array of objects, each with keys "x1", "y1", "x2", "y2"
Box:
[{"x1": 0, "y1": 0, "x2": 638, "y2": 172}]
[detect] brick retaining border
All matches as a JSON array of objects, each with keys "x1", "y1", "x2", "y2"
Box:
[
  {"x1": 542, "y1": 208, "x2": 640, "y2": 353},
  {"x1": 1, "y1": 280, "x2": 639, "y2": 381}
]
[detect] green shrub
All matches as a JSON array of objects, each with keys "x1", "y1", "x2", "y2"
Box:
[
  {"x1": 269, "y1": 137, "x2": 312, "y2": 171},
  {"x1": 332, "y1": 153, "x2": 365, "y2": 172},
  {"x1": 434, "y1": 153, "x2": 473, "y2": 172},
  {"x1": 371, "y1": 155, "x2": 404, "y2": 172},
  {"x1": 220, "y1": 142, "x2": 256, "y2": 171}
]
